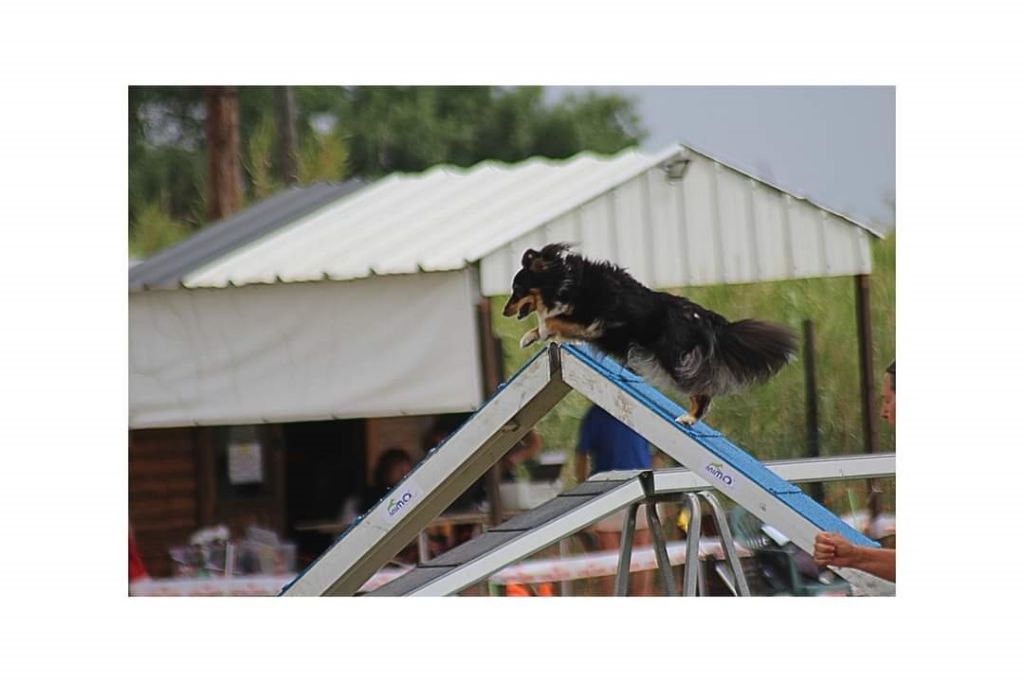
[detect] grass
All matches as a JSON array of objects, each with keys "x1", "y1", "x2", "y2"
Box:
[{"x1": 490, "y1": 233, "x2": 896, "y2": 514}]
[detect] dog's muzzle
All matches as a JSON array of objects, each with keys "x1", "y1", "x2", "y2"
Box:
[{"x1": 503, "y1": 297, "x2": 533, "y2": 319}]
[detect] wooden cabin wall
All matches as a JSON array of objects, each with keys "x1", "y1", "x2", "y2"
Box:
[{"x1": 128, "y1": 427, "x2": 201, "y2": 577}]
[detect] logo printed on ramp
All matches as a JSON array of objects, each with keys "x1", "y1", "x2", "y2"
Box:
[
  {"x1": 384, "y1": 483, "x2": 422, "y2": 525},
  {"x1": 704, "y1": 461, "x2": 739, "y2": 490}
]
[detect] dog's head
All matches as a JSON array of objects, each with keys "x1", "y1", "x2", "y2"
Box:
[{"x1": 502, "y1": 243, "x2": 571, "y2": 319}]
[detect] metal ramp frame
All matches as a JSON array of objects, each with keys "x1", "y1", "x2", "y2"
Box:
[
  {"x1": 367, "y1": 454, "x2": 894, "y2": 596},
  {"x1": 281, "y1": 343, "x2": 891, "y2": 596}
]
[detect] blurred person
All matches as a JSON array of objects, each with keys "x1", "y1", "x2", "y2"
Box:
[
  {"x1": 357, "y1": 448, "x2": 420, "y2": 563},
  {"x1": 361, "y1": 448, "x2": 414, "y2": 514},
  {"x1": 815, "y1": 360, "x2": 896, "y2": 582},
  {"x1": 576, "y1": 404, "x2": 655, "y2": 595},
  {"x1": 576, "y1": 405, "x2": 653, "y2": 480}
]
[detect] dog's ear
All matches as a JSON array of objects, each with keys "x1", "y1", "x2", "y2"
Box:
[
  {"x1": 523, "y1": 249, "x2": 552, "y2": 273},
  {"x1": 521, "y1": 249, "x2": 540, "y2": 269}
]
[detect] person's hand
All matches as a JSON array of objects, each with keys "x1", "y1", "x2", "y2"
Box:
[{"x1": 813, "y1": 532, "x2": 858, "y2": 567}]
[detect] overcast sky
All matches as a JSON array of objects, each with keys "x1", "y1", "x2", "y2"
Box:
[{"x1": 546, "y1": 86, "x2": 895, "y2": 231}]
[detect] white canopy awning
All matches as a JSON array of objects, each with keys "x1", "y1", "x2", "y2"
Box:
[{"x1": 129, "y1": 270, "x2": 483, "y2": 428}]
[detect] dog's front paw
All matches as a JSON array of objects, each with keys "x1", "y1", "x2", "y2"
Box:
[
  {"x1": 675, "y1": 413, "x2": 697, "y2": 427},
  {"x1": 519, "y1": 329, "x2": 541, "y2": 348}
]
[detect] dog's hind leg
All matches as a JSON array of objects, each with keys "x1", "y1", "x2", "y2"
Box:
[{"x1": 676, "y1": 394, "x2": 712, "y2": 426}]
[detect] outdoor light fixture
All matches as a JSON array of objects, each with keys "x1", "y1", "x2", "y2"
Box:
[{"x1": 663, "y1": 155, "x2": 690, "y2": 181}]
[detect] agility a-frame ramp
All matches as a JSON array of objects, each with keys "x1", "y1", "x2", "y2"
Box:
[{"x1": 281, "y1": 343, "x2": 890, "y2": 596}]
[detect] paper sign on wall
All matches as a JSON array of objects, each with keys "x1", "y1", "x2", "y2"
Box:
[{"x1": 228, "y1": 442, "x2": 263, "y2": 484}]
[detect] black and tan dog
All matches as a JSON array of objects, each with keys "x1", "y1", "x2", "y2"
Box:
[{"x1": 502, "y1": 243, "x2": 798, "y2": 425}]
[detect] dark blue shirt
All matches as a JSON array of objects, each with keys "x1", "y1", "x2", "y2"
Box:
[{"x1": 578, "y1": 406, "x2": 652, "y2": 475}]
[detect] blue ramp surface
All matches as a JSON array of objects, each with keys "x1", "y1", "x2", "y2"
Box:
[{"x1": 563, "y1": 343, "x2": 879, "y2": 548}]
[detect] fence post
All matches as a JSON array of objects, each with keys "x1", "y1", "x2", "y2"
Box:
[{"x1": 802, "y1": 320, "x2": 825, "y2": 504}]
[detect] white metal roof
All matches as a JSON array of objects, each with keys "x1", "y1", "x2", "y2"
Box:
[{"x1": 180, "y1": 144, "x2": 879, "y2": 293}]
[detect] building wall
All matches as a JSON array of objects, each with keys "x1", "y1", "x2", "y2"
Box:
[
  {"x1": 130, "y1": 415, "x2": 466, "y2": 578},
  {"x1": 129, "y1": 425, "x2": 287, "y2": 578},
  {"x1": 129, "y1": 428, "x2": 201, "y2": 577}
]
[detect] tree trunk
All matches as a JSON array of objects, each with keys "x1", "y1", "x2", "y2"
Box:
[
  {"x1": 204, "y1": 86, "x2": 244, "y2": 220},
  {"x1": 275, "y1": 86, "x2": 299, "y2": 184}
]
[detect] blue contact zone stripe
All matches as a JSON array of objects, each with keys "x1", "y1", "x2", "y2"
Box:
[{"x1": 562, "y1": 343, "x2": 878, "y2": 548}]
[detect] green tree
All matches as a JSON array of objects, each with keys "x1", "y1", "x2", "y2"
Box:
[
  {"x1": 532, "y1": 91, "x2": 647, "y2": 158},
  {"x1": 297, "y1": 129, "x2": 350, "y2": 184},
  {"x1": 129, "y1": 203, "x2": 192, "y2": 258},
  {"x1": 245, "y1": 115, "x2": 281, "y2": 200},
  {"x1": 128, "y1": 86, "x2": 648, "y2": 256},
  {"x1": 336, "y1": 86, "x2": 646, "y2": 176}
]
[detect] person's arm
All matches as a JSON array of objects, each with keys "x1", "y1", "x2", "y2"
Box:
[{"x1": 813, "y1": 532, "x2": 896, "y2": 582}]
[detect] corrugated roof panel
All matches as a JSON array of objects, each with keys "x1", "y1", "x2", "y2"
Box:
[
  {"x1": 822, "y1": 211, "x2": 857, "y2": 276},
  {"x1": 579, "y1": 191, "x2": 615, "y2": 263},
  {"x1": 182, "y1": 148, "x2": 679, "y2": 289},
  {"x1": 682, "y1": 157, "x2": 720, "y2": 285},
  {"x1": 129, "y1": 180, "x2": 366, "y2": 290},
  {"x1": 787, "y1": 197, "x2": 824, "y2": 279},
  {"x1": 416, "y1": 152, "x2": 665, "y2": 270},
  {"x1": 611, "y1": 177, "x2": 649, "y2": 277},
  {"x1": 751, "y1": 182, "x2": 789, "y2": 281},
  {"x1": 168, "y1": 144, "x2": 877, "y2": 294},
  {"x1": 647, "y1": 167, "x2": 678, "y2": 288},
  {"x1": 372, "y1": 164, "x2": 556, "y2": 273},
  {"x1": 717, "y1": 165, "x2": 755, "y2": 283},
  {"x1": 481, "y1": 241, "x2": 514, "y2": 299},
  {"x1": 543, "y1": 210, "x2": 577, "y2": 246}
]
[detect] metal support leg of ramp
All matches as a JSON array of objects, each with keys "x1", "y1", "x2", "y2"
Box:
[
  {"x1": 364, "y1": 455, "x2": 892, "y2": 596},
  {"x1": 613, "y1": 503, "x2": 640, "y2": 597}
]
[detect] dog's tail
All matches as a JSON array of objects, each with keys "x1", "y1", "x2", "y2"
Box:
[{"x1": 715, "y1": 319, "x2": 798, "y2": 386}]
